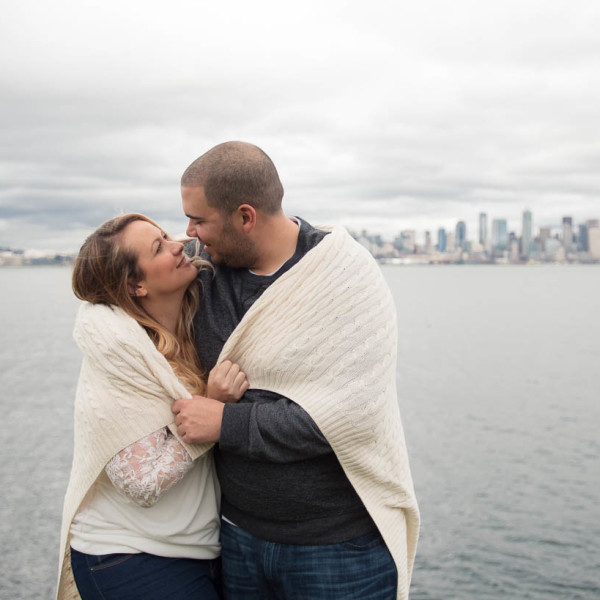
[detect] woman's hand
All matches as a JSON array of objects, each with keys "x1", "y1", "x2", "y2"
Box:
[
  {"x1": 172, "y1": 396, "x2": 225, "y2": 444},
  {"x1": 206, "y1": 360, "x2": 249, "y2": 403}
]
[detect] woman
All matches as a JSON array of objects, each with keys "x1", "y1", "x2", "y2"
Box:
[{"x1": 57, "y1": 213, "x2": 248, "y2": 600}]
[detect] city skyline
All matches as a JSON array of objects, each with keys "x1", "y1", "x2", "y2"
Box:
[
  {"x1": 357, "y1": 209, "x2": 598, "y2": 247},
  {"x1": 352, "y1": 208, "x2": 600, "y2": 264}
]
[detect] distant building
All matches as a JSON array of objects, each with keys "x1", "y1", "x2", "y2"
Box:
[
  {"x1": 380, "y1": 241, "x2": 396, "y2": 258},
  {"x1": 521, "y1": 210, "x2": 532, "y2": 258},
  {"x1": 479, "y1": 213, "x2": 488, "y2": 248},
  {"x1": 510, "y1": 238, "x2": 520, "y2": 262},
  {"x1": 0, "y1": 251, "x2": 25, "y2": 266},
  {"x1": 588, "y1": 223, "x2": 600, "y2": 259},
  {"x1": 539, "y1": 227, "x2": 551, "y2": 252},
  {"x1": 529, "y1": 239, "x2": 542, "y2": 258},
  {"x1": 491, "y1": 219, "x2": 508, "y2": 253},
  {"x1": 424, "y1": 231, "x2": 432, "y2": 254},
  {"x1": 455, "y1": 221, "x2": 467, "y2": 251},
  {"x1": 400, "y1": 230, "x2": 416, "y2": 253},
  {"x1": 578, "y1": 224, "x2": 588, "y2": 252},
  {"x1": 437, "y1": 228, "x2": 447, "y2": 253},
  {"x1": 446, "y1": 232, "x2": 455, "y2": 253},
  {"x1": 585, "y1": 219, "x2": 599, "y2": 255},
  {"x1": 470, "y1": 241, "x2": 484, "y2": 254},
  {"x1": 545, "y1": 237, "x2": 563, "y2": 260},
  {"x1": 562, "y1": 216, "x2": 573, "y2": 252}
]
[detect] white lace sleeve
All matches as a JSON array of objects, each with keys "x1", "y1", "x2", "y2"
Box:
[{"x1": 105, "y1": 428, "x2": 195, "y2": 508}]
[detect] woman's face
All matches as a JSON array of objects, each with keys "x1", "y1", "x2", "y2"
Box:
[{"x1": 121, "y1": 219, "x2": 196, "y2": 299}]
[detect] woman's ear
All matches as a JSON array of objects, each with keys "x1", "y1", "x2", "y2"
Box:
[{"x1": 128, "y1": 282, "x2": 147, "y2": 297}]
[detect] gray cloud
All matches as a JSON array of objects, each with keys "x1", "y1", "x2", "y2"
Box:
[{"x1": 1, "y1": 0, "x2": 599, "y2": 250}]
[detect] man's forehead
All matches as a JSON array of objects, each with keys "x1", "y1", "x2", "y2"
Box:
[
  {"x1": 182, "y1": 187, "x2": 221, "y2": 220},
  {"x1": 181, "y1": 185, "x2": 205, "y2": 198},
  {"x1": 182, "y1": 186, "x2": 207, "y2": 206}
]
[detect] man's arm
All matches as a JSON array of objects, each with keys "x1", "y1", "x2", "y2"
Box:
[{"x1": 172, "y1": 389, "x2": 332, "y2": 462}]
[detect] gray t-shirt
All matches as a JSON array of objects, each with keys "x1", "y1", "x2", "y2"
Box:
[{"x1": 190, "y1": 218, "x2": 376, "y2": 544}]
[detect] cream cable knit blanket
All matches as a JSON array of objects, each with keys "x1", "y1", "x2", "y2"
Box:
[
  {"x1": 219, "y1": 226, "x2": 420, "y2": 600},
  {"x1": 56, "y1": 303, "x2": 211, "y2": 600}
]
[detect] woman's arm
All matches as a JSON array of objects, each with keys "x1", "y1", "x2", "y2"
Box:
[
  {"x1": 105, "y1": 428, "x2": 194, "y2": 508},
  {"x1": 105, "y1": 362, "x2": 248, "y2": 506}
]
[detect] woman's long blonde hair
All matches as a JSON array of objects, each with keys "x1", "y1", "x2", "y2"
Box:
[{"x1": 72, "y1": 213, "x2": 209, "y2": 394}]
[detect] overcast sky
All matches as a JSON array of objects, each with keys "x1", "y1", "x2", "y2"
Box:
[{"x1": 1, "y1": 0, "x2": 599, "y2": 251}]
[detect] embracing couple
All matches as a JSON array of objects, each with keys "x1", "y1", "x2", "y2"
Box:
[{"x1": 56, "y1": 141, "x2": 420, "y2": 600}]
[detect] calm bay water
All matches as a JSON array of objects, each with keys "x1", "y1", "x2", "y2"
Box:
[{"x1": 1, "y1": 265, "x2": 599, "y2": 599}]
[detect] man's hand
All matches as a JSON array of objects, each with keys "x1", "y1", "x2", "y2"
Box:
[
  {"x1": 172, "y1": 395, "x2": 225, "y2": 444},
  {"x1": 207, "y1": 360, "x2": 249, "y2": 403}
]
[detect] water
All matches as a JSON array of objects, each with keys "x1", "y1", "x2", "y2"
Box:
[
  {"x1": 0, "y1": 268, "x2": 80, "y2": 599},
  {"x1": 1, "y1": 265, "x2": 599, "y2": 599},
  {"x1": 385, "y1": 265, "x2": 600, "y2": 600}
]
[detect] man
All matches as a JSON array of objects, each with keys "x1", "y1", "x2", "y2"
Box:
[{"x1": 172, "y1": 141, "x2": 419, "y2": 600}]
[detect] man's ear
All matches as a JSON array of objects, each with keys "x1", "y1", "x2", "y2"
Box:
[
  {"x1": 237, "y1": 204, "x2": 257, "y2": 233},
  {"x1": 128, "y1": 281, "x2": 147, "y2": 297}
]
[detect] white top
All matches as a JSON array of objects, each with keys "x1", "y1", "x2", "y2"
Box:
[{"x1": 70, "y1": 428, "x2": 220, "y2": 559}]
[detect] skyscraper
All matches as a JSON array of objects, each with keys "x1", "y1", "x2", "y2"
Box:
[
  {"x1": 437, "y1": 228, "x2": 447, "y2": 253},
  {"x1": 491, "y1": 219, "x2": 508, "y2": 253},
  {"x1": 424, "y1": 231, "x2": 432, "y2": 254},
  {"x1": 562, "y1": 216, "x2": 573, "y2": 251},
  {"x1": 479, "y1": 212, "x2": 488, "y2": 248},
  {"x1": 521, "y1": 210, "x2": 532, "y2": 258},
  {"x1": 586, "y1": 219, "x2": 600, "y2": 253},
  {"x1": 539, "y1": 227, "x2": 551, "y2": 252},
  {"x1": 586, "y1": 220, "x2": 600, "y2": 259},
  {"x1": 509, "y1": 232, "x2": 519, "y2": 262},
  {"x1": 455, "y1": 221, "x2": 467, "y2": 251},
  {"x1": 578, "y1": 224, "x2": 588, "y2": 252}
]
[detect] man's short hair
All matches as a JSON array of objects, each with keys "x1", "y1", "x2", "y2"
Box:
[{"x1": 181, "y1": 141, "x2": 284, "y2": 215}]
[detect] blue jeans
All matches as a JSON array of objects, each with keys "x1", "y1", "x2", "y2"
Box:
[
  {"x1": 70, "y1": 547, "x2": 222, "y2": 600},
  {"x1": 220, "y1": 521, "x2": 397, "y2": 600}
]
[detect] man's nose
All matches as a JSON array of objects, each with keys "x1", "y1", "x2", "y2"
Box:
[{"x1": 186, "y1": 220, "x2": 197, "y2": 238}]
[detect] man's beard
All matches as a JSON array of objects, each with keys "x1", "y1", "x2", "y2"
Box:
[{"x1": 211, "y1": 221, "x2": 259, "y2": 269}]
